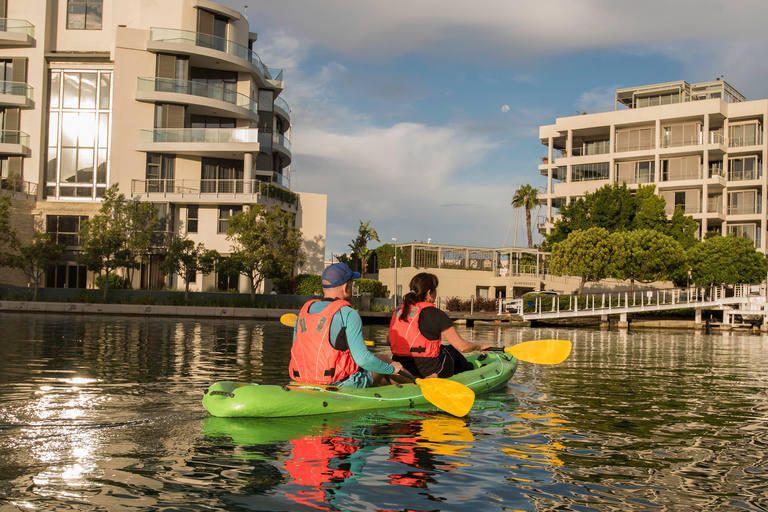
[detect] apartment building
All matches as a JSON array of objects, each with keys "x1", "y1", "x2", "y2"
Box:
[
  {"x1": 0, "y1": 0, "x2": 326, "y2": 292},
  {"x1": 538, "y1": 80, "x2": 766, "y2": 252}
]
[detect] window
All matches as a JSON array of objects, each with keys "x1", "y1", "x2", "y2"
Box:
[
  {"x1": 218, "y1": 205, "x2": 242, "y2": 233},
  {"x1": 729, "y1": 190, "x2": 761, "y2": 215},
  {"x1": 202, "y1": 158, "x2": 243, "y2": 193},
  {"x1": 187, "y1": 205, "x2": 198, "y2": 234},
  {"x1": 46, "y1": 264, "x2": 88, "y2": 289},
  {"x1": 616, "y1": 161, "x2": 654, "y2": 184},
  {"x1": 572, "y1": 162, "x2": 609, "y2": 182},
  {"x1": 729, "y1": 156, "x2": 760, "y2": 181},
  {"x1": 146, "y1": 153, "x2": 175, "y2": 192},
  {"x1": 728, "y1": 225, "x2": 759, "y2": 247},
  {"x1": 661, "y1": 123, "x2": 701, "y2": 148},
  {"x1": 661, "y1": 156, "x2": 700, "y2": 181},
  {"x1": 46, "y1": 70, "x2": 111, "y2": 199},
  {"x1": 615, "y1": 127, "x2": 654, "y2": 152},
  {"x1": 67, "y1": 0, "x2": 102, "y2": 30},
  {"x1": 729, "y1": 122, "x2": 761, "y2": 147},
  {"x1": 46, "y1": 215, "x2": 88, "y2": 246}
]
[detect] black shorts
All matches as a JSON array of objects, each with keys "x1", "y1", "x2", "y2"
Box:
[{"x1": 393, "y1": 345, "x2": 472, "y2": 379}]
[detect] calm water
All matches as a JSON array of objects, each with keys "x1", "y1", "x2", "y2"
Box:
[{"x1": 1, "y1": 313, "x2": 767, "y2": 512}]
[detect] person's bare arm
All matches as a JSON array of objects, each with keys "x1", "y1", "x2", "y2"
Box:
[{"x1": 441, "y1": 326, "x2": 493, "y2": 353}]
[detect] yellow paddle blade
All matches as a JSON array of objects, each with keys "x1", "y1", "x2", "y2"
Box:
[
  {"x1": 505, "y1": 339, "x2": 572, "y2": 365},
  {"x1": 280, "y1": 313, "x2": 298, "y2": 327},
  {"x1": 279, "y1": 313, "x2": 374, "y2": 346},
  {"x1": 415, "y1": 377, "x2": 475, "y2": 417}
]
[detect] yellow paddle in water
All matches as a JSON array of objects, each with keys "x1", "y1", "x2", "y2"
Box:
[
  {"x1": 278, "y1": 313, "x2": 475, "y2": 416},
  {"x1": 487, "y1": 339, "x2": 572, "y2": 365}
]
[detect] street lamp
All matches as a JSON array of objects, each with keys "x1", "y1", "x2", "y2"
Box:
[{"x1": 392, "y1": 237, "x2": 397, "y2": 310}]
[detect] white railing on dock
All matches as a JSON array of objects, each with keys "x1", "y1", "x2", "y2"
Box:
[{"x1": 500, "y1": 284, "x2": 766, "y2": 320}]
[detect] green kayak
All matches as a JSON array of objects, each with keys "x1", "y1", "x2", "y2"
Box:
[{"x1": 203, "y1": 352, "x2": 518, "y2": 418}]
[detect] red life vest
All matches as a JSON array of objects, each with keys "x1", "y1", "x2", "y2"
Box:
[
  {"x1": 389, "y1": 302, "x2": 441, "y2": 358},
  {"x1": 289, "y1": 299, "x2": 360, "y2": 384}
]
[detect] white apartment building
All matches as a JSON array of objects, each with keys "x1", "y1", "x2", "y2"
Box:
[
  {"x1": 538, "y1": 80, "x2": 766, "y2": 252},
  {"x1": 0, "y1": 0, "x2": 326, "y2": 292}
]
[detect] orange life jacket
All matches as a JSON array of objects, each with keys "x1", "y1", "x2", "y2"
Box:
[
  {"x1": 389, "y1": 302, "x2": 441, "y2": 358},
  {"x1": 289, "y1": 299, "x2": 360, "y2": 384}
]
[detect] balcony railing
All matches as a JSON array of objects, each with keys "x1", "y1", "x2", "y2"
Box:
[
  {"x1": 273, "y1": 132, "x2": 291, "y2": 151},
  {"x1": 0, "y1": 130, "x2": 30, "y2": 146},
  {"x1": 0, "y1": 18, "x2": 34, "y2": 37},
  {"x1": 661, "y1": 166, "x2": 703, "y2": 182},
  {"x1": 728, "y1": 167, "x2": 763, "y2": 182},
  {"x1": 660, "y1": 137, "x2": 701, "y2": 149},
  {"x1": 665, "y1": 203, "x2": 701, "y2": 215},
  {"x1": 615, "y1": 142, "x2": 655, "y2": 152},
  {"x1": 131, "y1": 179, "x2": 297, "y2": 206},
  {"x1": 137, "y1": 77, "x2": 257, "y2": 114},
  {"x1": 274, "y1": 96, "x2": 290, "y2": 114},
  {"x1": 1, "y1": 177, "x2": 37, "y2": 198},
  {"x1": 571, "y1": 141, "x2": 610, "y2": 156},
  {"x1": 729, "y1": 134, "x2": 763, "y2": 148},
  {"x1": 139, "y1": 128, "x2": 258, "y2": 144},
  {"x1": 149, "y1": 28, "x2": 283, "y2": 82},
  {"x1": 708, "y1": 131, "x2": 725, "y2": 145},
  {"x1": 707, "y1": 199, "x2": 724, "y2": 214},
  {"x1": 0, "y1": 81, "x2": 33, "y2": 100},
  {"x1": 728, "y1": 204, "x2": 762, "y2": 215}
]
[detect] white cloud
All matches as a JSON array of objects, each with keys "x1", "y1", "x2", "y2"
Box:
[{"x1": 501, "y1": 105, "x2": 510, "y2": 113}]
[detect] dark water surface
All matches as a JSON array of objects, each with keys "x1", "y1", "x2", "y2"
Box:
[{"x1": 1, "y1": 313, "x2": 767, "y2": 511}]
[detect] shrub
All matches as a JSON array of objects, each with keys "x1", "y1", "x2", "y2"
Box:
[
  {"x1": 295, "y1": 274, "x2": 322, "y2": 296},
  {"x1": 356, "y1": 278, "x2": 383, "y2": 297},
  {"x1": 95, "y1": 273, "x2": 124, "y2": 290}
]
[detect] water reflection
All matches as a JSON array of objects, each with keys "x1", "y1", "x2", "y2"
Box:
[{"x1": 1, "y1": 313, "x2": 768, "y2": 511}]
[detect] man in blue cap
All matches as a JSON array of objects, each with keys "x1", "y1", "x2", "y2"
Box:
[{"x1": 289, "y1": 262, "x2": 403, "y2": 387}]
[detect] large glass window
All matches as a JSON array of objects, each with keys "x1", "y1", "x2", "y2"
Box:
[
  {"x1": 728, "y1": 156, "x2": 761, "y2": 181},
  {"x1": 67, "y1": 0, "x2": 102, "y2": 30},
  {"x1": 146, "y1": 153, "x2": 175, "y2": 192},
  {"x1": 202, "y1": 158, "x2": 243, "y2": 193},
  {"x1": 46, "y1": 215, "x2": 88, "y2": 245},
  {"x1": 218, "y1": 205, "x2": 242, "y2": 233},
  {"x1": 46, "y1": 70, "x2": 111, "y2": 199},
  {"x1": 187, "y1": 205, "x2": 198, "y2": 234},
  {"x1": 572, "y1": 162, "x2": 609, "y2": 182}
]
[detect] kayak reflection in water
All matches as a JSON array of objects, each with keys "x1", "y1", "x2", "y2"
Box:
[
  {"x1": 388, "y1": 273, "x2": 493, "y2": 379},
  {"x1": 289, "y1": 263, "x2": 403, "y2": 388}
]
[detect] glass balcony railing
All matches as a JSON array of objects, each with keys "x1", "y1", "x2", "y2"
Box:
[
  {"x1": 274, "y1": 96, "x2": 290, "y2": 114},
  {"x1": 0, "y1": 81, "x2": 33, "y2": 100},
  {"x1": 729, "y1": 134, "x2": 763, "y2": 147},
  {"x1": 0, "y1": 130, "x2": 30, "y2": 146},
  {"x1": 139, "y1": 128, "x2": 259, "y2": 144},
  {"x1": 149, "y1": 28, "x2": 283, "y2": 82},
  {"x1": 273, "y1": 132, "x2": 291, "y2": 151},
  {"x1": 0, "y1": 18, "x2": 34, "y2": 37},
  {"x1": 137, "y1": 77, "x2": 257, "y2": 114}
]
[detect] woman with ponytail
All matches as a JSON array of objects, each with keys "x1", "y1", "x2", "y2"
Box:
[{"x1": 387, "y1": 272, "x2": 493, "y2": 379}]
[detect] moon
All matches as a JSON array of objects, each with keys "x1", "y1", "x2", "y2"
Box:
[{"x1": 501, "y1": 105, "x2": 510, "y2": 113}]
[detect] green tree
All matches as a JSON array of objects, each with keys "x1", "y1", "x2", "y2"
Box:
[
  {"x1": 226, "y1": 204, "x2": 305, "y2": 302},
  {"x1": 609, "y1": 229, "x2": 685, "y2": 292},
  {"x1": 160, "y1": 238, "x2": 219, "y2": 304},
  {"x1": 76, "y1": 184, "x2": 132, "y2": 300},
  {"x1": 349, "y1": 220, "x2": 379, "y2": 276},
  {"x1": 666, "y1": 205, "x2": 699, "y2": 250},
  {"x1": 0, "y1": 195, "x2": 18, "y2": 267},
  {"x1": 688, "y1": 234, "x2": 768, "y2": 286},
  {"x1": 7, "y1": 233, "x2": 66, "y2": 301},
  {"x1": 512, "y1": 184, "x2": 541, "y2": 248},
  {"x1": 123, "y1": 199, "x2": 160, "y2": 288},
  {"x1": 633, "y1": 184, "x2": 668, "y2": 231},
  {"x1": 549, "y1": 227, "x2": 614, "y2": 294}
]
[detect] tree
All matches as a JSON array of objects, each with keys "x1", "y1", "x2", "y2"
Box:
[
  {"x1": 512, "y1": 184, "x2": 541, "y2": 248},
  {"x1": 76, "y1": 184, "x2": 132, "y2": 300},
  {"x1": 226, "y1": 204, "x2": 305, "y2": 302},
  {"x1": 348, "y1": 220, "x2": 379, "y2": 276},
  {"x1": 688, "y1": 234, "x2": 768, "y2": 286},
  {"x1": 8, "y1": 233, "x2": 66, "y2": 300},
  {"x1": 666, "y1": 205, "x2": 699, "y2": 250},
  {"x1": 549, "y1": 227, "x2": 614, "y2": 294},
  {"x1": 123, "y1": 199, "x2": 159, "y2": 288},
  {"x1": 633, "y1": 184, "x2": 668, "y2": 231},
  {"x1": 609, "y1": 229, "x2": 685, "y2": 292},
  {"x1": 0, "y1": 195, "x2": 18, "y2": 267},
  {"x1": 160, "y1": 238, "x2": 219, "y2": 304}
]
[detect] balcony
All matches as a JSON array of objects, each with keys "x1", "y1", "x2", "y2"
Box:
[
  {"x1": 0, "y1": 130, "x2": 31, "y2": 156},
  {"x1": 258, "y1": 131, "x2": 292, "y2": 164},
  {"x1": 0, "y1": 81, "x2": 33, "y2": 107},
  {"x1": 0, "y1": 19, "x2": 34, "y2": 46},
  {"x1": 1, "y1": 177, "x2": 37, "y2": 200},
  {"x1": 135, "y1": 128, "x2": 259, "y2": 157},
  {"x1": 729, "y1": 134, "x2": 763, "y2": 148},
  {"x1": 728, "y1": 204, "x2": 762, "y2": 216},
  {"x1": 136, "y1": 77, "x2": 257, "y2": 119},
  {"x1": 131, "y1": 178, "x2": 298, "y2": 208},
  {"x1": 665, "y1": 203, "x2": 701, "y2": 215},
  {"x1": 274, "y1": 96, "x2": 290, "y2": 122},
  {"x1": 148, "y1": 28, "x2": 283, "y2": 88}
]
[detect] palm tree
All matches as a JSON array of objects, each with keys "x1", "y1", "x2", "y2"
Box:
[
  {"x1": 511, "y1": 184, "x2": 541, "y2": 248},
  {"x1": 349, "y1": 220, "x2": 380, "y2": 276}
]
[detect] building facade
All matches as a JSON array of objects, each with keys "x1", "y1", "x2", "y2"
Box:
[
  {"x1": 538, "y1": 80, "x2": 766, "y2": 252},
  {"x1": 0, "y1": 0, "x2": 326, "y2": 292}
]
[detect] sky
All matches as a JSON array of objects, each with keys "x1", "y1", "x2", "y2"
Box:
[{"x1": 221, "y1": 0, "x2": 768, "y2": 260}]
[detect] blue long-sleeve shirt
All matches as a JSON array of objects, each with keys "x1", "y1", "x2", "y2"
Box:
[{"x1": 293, "y1": 300, "x2": 396, "y2": 375}]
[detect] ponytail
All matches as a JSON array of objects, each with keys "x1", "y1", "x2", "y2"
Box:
[{"x1": 398, "y1": 272, "x2": 439, "y2": 322}]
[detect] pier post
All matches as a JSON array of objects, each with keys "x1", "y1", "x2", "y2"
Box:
[
  {"x1": 619, "y1": 313, "x2": 629, "y2": 330},
  {"x1": 695, "y1": 308, "x2": 702, "y2": 328},
  {"x1": 600, "y1": 313, "x2": 609, "y2": 330}
]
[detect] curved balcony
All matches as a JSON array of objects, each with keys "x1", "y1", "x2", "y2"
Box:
[
  {"x1": 0, "y1": 81, "x2": 33, "y2": 108},
  {"x1": 136, "y1": 77, "x2": 257, "y2": 120},
  {"x1": 258, "y1": 131, "x2": 292, "y2": 165},
  {"x1": 148, "y1": 28, "x2": 283, "y2": 89},
  {"x1": 274, "y1": 96, "x2": 290, "y2": 123},
  {"x1": 135, "y1": 128, "x2": 259, "y2": 157},
  {"x1": 0, "y1": 130, "x2": 30, "y2": 156},
  {"x1": 0, "y1": 19, "x2": 34, "y2": 47}
]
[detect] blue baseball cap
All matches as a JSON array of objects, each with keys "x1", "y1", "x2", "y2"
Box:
[{"x1": 321, "y1": 262, "x2": 361, "y2": 288}]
